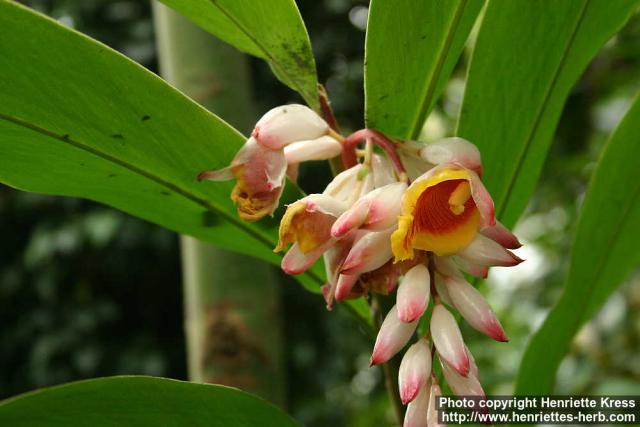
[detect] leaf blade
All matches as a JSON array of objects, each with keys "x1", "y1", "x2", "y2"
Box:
[
  {"x1": 158, "y1": 0, "x2": 319, "y2": 109},
  {"x1": 457, "y1": 0, "x2": 639, "y2": 227},
  {"x1": 0, "y1": 376, "x2": 300, "y2": 427},
  {"x1": 515, "y1": 94, "x2": 640, "y2": 394},
  {"x1": 364, "y1": 0, "x2": 483, "y2": 139},
  {"x1": 0, "y1": 1, "x2": 373, "y2": 327}
]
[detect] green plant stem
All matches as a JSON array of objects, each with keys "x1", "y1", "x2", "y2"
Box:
[{"x1": 152, "y1": 2, "x2": 285, "y2": 404}]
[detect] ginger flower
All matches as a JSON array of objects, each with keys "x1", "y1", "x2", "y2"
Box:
[
  {"x1": 199, "y1": 98, "x2": 525, "y2": 427},
  {"x1": 391, "y1": 164, "x2": 495, "y2": 260},
  {"x1": 198, "y1": 104, "x2": 340, "y2": 221},
  {"x1": 198, "y1": 137, "x2": 287, "y2": 221},
  {"x1": 275, "y1": 194, "x2": 347, "y2": 275}
]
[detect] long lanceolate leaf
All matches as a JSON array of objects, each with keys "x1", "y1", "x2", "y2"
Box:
[
  {"x1": 0, "y1": 0, "x2": 269, "y2": 259},
  {"x1": 515, "y1": 95, "x2": 640, "y2": 395},
  {"x1": 0, "y1": 376, "x2": 301, "y2": 427},
  {"x1": 0, "y1": 2, "x2": 297, "y2": 280},
  {"x1": 364, "y1": 0, "x2": 483, "y2": 140},
  {"x1": 158, "y1": 0, "x2": 319, "y2": 110},
  {"x1": 457, "y1": 0, "x2": 639, "y2": 227},
  {"x1": 0, "y1": 1, "x2": 372, "y2": 328}
]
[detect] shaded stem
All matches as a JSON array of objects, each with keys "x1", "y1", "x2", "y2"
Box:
[
  {"x1": 318, "y1": 85, "x2": 346, "y2": 175},
  {"x1": 318, "y1": 84, "x2": 341, "y2": 133}
]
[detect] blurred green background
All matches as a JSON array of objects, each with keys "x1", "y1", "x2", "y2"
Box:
[{"x1": 1, "y1": 1, "x2": 639, "y2": 426}]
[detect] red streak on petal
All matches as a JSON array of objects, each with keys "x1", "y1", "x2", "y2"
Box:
[{"x1": 413, "y1": 179, "x2": 476, "y2": 235}]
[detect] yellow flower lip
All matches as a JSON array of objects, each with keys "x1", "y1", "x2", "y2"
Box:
[
  {"x1": 275, "y1": 196, "x2": 344, "y2": 254},
  {"x1": 391, "y1": 167, "x2": 483, "y2": 260}
]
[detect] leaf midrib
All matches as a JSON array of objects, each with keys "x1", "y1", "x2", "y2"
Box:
[
  {"x1": 0, "y1": 111, "x2": 280, "y2": 254},
  {"x1": 496, "y1": 0, "x2": 590, "y2": 221},
  {"x1": 408, "y1": 0, "x2": 469, "y2": 139}
]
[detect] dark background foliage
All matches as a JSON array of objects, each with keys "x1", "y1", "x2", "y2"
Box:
[{"x1": 1, "y1": 1, "x2": 639, "y2": 425}]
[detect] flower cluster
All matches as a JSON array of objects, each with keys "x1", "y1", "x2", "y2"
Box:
[
  {"x1": 198, "y1": 104, "x2": 342, "y2": 221},
  {"x1": 200, "y1": 104, "x2": 523, "y2": 426}
]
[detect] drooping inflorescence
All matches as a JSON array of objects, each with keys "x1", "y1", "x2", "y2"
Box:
[{"x1": 199, "y1": 103, "x2": 523, "y2": 427}]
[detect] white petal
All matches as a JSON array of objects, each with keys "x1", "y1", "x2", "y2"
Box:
[
  {"x1": 323, "y1": 165, "x2": 362, "y2": 203},
  {"x1": 440, "y1": 356, "x2": 484, "y2": 397},
  {"x1": 430, "y1": 304, "x2": 469, "y2": 376},
  {"x1": 371, "y1": 154, "x2": 397, "y2": 187},
  {"x1": 419, "y1": 137, "x2": 482, "y2": 175},
  {"x1": 433, "y1": 256, "x2": 463, "y2": 278},
  {"x1": 426, "y1": 382, "x2": 444, "y2": 427},
  {"x1": 281, "y1": 241, "x2": 330, "y2": 275},
  {"x1": 458, "y1": 234, "x2": 523, "y2": 267},
  {"x1": 253, "y1": 104, "x2": 328, "y2": 149},
  {"x1": 303, "y1": 194, "x2": 349, "y2": 217},
  {"x1": 433, "y1": 272, "x2": 453, "y2": 306},
  {"x1": 284, "y1": 135, "x2": 342, "y2": 163},
  {"x1": 446, "y1": 275, "x2": 508, "y2": 342}
]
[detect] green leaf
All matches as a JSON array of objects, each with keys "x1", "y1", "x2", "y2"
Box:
[
  {"x1": 0, "y1": 376, "x2": 300, "y2": 426},
  {"x1": 365, "y1": 0, "x2": 483, "y2": 139},
  {"x1": 0, "y1": 0, "x2": 276, "y2": 265},
  {"x1": 0, "y1": 1, "x2": 371, "y2": 328},
  {"x1": 158, "y1": 0, "x2": 319, "y2": 110},
  {"x1": 515, "y1": 94, "x2": 640, "y2": 395},
  {"x1": 457, "y1": 0, "x2": 639, "y2": 227}
]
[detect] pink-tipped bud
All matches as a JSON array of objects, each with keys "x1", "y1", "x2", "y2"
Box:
[
  {"x1": 426, "y1": 381, "x2": 444, "y2": 427},
  {"x1": 331, "y1": 197, "x2": 371, "y2": 237},
  {"x1": 370, "y1": 305, "x2": 418, "y2": 366},
  {"x1": 480, "y1": 221, "x2": 521, "y2": 249},
  {"x1": 430, "y1": 304, "x2": 469, "y2": 376},
  {"x1": 281, "y1": 241, "x2": 331, "y2": 275},
  {"x1": 284, "y1": 135, "x2": 342, "y2": 164},
  {"x1": 332, "y1": 182, "x2": 406, "y2": 237},
  {"x1": 403, "y1": 382, "x2": 429, "y2": 427},
  {"x1": 419, "y1": 137, "x2": 482, "y2": 175},
  {"x1": 399, "y1": 338, "x2": 432, "y2": 404},
  {"x1": 396, "y1": 264, "x2": 430, "y2": 323},
  {"x1": 252, "y1": 104, "x2": 328, "y2": 149},
  {"x1": 341, "y1": 228, "x2": 394, "y2": 275},
  {"x1": 459, "y1": 234, "x2": 523, "y2": 267},
  {"x1": 446, "y1": 277, "x2": 509, "y2": 342},
  {"x1": 446, "y1": 276, "x2": 508, "y2": 342},
  {"x1": 440, "y1": 356, "x2": 485, "y2": 397},
  {"x1": 334, "y1": 273, "x2": 360, "y2": 302}
]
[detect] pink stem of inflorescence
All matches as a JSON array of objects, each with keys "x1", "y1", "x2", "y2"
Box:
[{"x1": 341, "y1": 128, "x2": 407, "y2": 176}]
